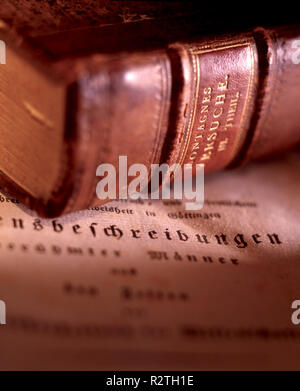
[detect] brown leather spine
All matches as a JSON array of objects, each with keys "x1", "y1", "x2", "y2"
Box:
[
  {"x1": 242, "y1": 25, "x2": 300, "y2": 163},
  {"x1": 1, "y1": 19, "x2": 300, "y2": 216},
  {"x1": 166, "y1": 35, "x2": 259, "y2": 173},
  {"x1": 62, "y1": 25, "x2": 300, "y2": 214},
  {"x1": 64, "y1": 51, "x2": 172, "y2": 213}
]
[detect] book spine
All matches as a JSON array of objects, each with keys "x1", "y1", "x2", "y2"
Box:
[
  {"x1": 242, "y1": 25, "x2": 300, "y2": 164},
  {"x1": 69, "y1": 25, "x2": 300, "y2": 214},
  {"x1": 165, "y1": 25, "x2": 300, "y2": 173},
  {"x1": 166, "y1": 34, "x2": 258, "y2": 173}
]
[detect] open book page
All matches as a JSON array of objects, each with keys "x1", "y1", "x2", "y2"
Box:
[{"x1": 0, "y1": 150, "x2": 300, "y2": 370}]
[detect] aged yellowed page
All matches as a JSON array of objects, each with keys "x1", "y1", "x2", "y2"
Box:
[{"x1": 0, "y1": 151, "x2": 300, "y2": 370}]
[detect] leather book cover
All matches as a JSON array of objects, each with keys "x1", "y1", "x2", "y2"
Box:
[{"x1": 0, "y1": 2, "x2": 299, "y2": 217}]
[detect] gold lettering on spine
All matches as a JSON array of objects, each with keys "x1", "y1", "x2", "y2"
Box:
[
  {"x1": 218, "y1": 137, "x2": 229, "y2": 152},
  {"x1": 177, "y1": 51, "x2": 201, "y2": 166},
  {"x1": 213, "y1": 107, "x2": 223, "y2": 118},
  {"x1": 188, "y1": 74, "x2": 230, "y2": 162},
  {"x1": 177, "y1": 39, "x2": 254, "y2": 170},
  {"x1": 188, "y1": 85, "x2": 212, "y2": 161},
  {"x1": 224, "y1": 92, "x2": 240, "y2": 130}
]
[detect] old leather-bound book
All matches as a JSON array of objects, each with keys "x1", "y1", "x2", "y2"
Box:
[{"x1": 0, "y1": 2, "x2": 299, "y2": 216}]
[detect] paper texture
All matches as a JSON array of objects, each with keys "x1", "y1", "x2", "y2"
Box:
[{"x1": 0, "y1": 151, "x2": 300, "y2": 370}]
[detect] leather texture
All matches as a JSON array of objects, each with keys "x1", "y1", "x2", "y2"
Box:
[
  {"x1": 70, "y1": 25, "x2": 300, "y2": 212},
  {"x1": 0, "y1": 13, "x2": 300, "y2": 215},
  {"x1": 64, "y1": 52, "x2": 172, "y2": 212},
  {"x1": 166, "y1": 35, "x2": 259, "y2": 173},
  {"x1": 243, "y1": 25, "x2": 300, "y2": 163}
]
